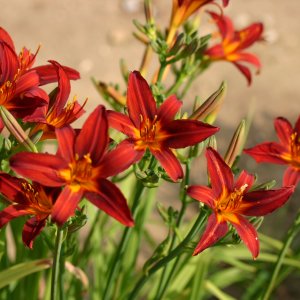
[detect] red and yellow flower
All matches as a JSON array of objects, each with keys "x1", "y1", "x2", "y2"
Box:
[
  {"x1": 25, "y1": 60, "x2": 86, "y2": 140},
  {"x1": 107, "y1": 71, "x2": 219, "y2": 182},
  {"x1": 0, "y1": 173, "x2": 58, "y2": 248},
  {"x1": 187, "y1": 147, "x2": 294, "y2": 258},
  {"x1": 245, "y1": 116, "x2": 300, "y2": 187},
  {"x1": 10, "y1": 106, "x2": 137, "y2": 227},
  {"x1": 0, "y1": 27, "x2": 79, "y2": 128},
  {"x1": 205, "y1": 12, "x2": 263, "y2": 85}
]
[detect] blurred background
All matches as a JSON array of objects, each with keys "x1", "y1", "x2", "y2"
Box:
[{"x1": 2, "y1": 0, "x2": 300, "y2": 297}]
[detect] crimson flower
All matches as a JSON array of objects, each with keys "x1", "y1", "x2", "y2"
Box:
[
  {"x1": 10, "y1": 105, "x2": 137, "y2": 226},
  {"x1": 205, "y1": 12, "x2": 263, "y2": 85},
  {"x1": 0, "y1": 173, "x2": 58, "y2": 248},
  {"x1": 0, "y1": 27, "x2": 79, "y2": 126},
  {"x1": 187, "y1": 147, "x2": 294, "y2": 258},
  {"x1": 25, "y1": 60, "x2": 86, "y2": 140},
  {"x1": 107, "y1": 71, "x2": 219, "y2": 182},
  {"x1": 170, "y1": 0, "x2": 229, "y2": 28},
  {"x1": 245, "y1": 116, "x2": 300, "y2": 187}
]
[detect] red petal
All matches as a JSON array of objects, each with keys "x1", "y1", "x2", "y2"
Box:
[
  {"x1": 51, "y1": 186, "x2": 83, "y2": 226},
  {"x1": 283, "y1": 167, "x2": 300, "y2": 187},
  {"x1": 186, "y1": 185, "x2": 214, "y2": 208},
  {"x1": 0, "y1": 205, "x2": 29, "y2": 228},
  {"x1": 107, "y1": 110, "x2": 136, "y2": 137},
  {"x1": 193, "y1": 213, "x2": 228, "y2": 256},
  {"x1": 14, "y1": 71, "x2": 39, "y2": 96},
  {"x1": 75, "y1": 105, "x2": 109, "y2": 165},
  {"x1": 127, "y1": 71, "x2": 157, "y2": 127},
  {"x1": 235, "y1": 170, "x2": 255, "y2": 192},
  {"x1": 206, "y1": 147, "x2": 234, "y2": 196},
  {"x1": 229, "y1": 52, "x2": 261, "y2": 69},
  {"x1": 32, "y1": 64, "x2": 80, "y2": 85},
  {"x1": 205, "y1": 44, "x2": 225, "y2": 59},
  {"x1": 208, "y1": 11, "x2": 234, "y2": 41},
  {"x1": 241, "y1": 186, "x2": 294, "y2": 216},
  {"x1": 164, "y1": 120, "x2": 219, "y2": 149},
  {"x1": 56, "y1": 126, "x2": 75, "y2": 162},
  {"x1": 0, "y1": 173, "x2": 27, "y2": 203},
  {"x1": 85, "y1": 179, "x2": 134, "y2": 226},
  {"x1": 157, "y1": 95, "x2": 182, "y2": 123},
  {"x1": 151, "y1": 147, "x2": 183, "y2": 181},
  {"x1": 0, "y1": 27, "x2": 15, "y2": 50},
  {"x1": 222, "y1": 0, "x2": 229, "y2": 6},
  {"x1": 10, "y1": 152, "x2": 67, "y2": 186},
  {"x1": 230, "y1": 215, "x2": 259, "y2": 259},
  {"x1": 22, "y1": 217, "x2": 46, "y2": 249},
  {"x1": 233, "y1": 62, "x2": 252, "y2": 85},
  {"x1": 48, "y1": 60, "x2": 71, "y2": 113},
  {"x1": 0, "y1": 41, "x2": 18, "y2": 83},
  {"x1": 236, "y1": 23, "x2": 263, "y2": 50},
  {"x1": 274, "y1": 117, "x2": 293, "y2": 145},
  {"x1": 244, "y1": 142, "x2": 288, "y2": 165},
  {"x1": 99, "y1": 140, "x2": 143, "y2": 178}
]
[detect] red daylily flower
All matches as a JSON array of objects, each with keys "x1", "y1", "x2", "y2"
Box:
[
  {"x1": 25, "y1": 60, "x2": 86, "y2": 140},
  {"x1": 10, "y1": 105, "x2": 136, "y2": 227},
  {"x1": 0, "y1": 173, "x2": 58, "y2": 248},
  {"x1": 187, "y1": 147, "x2": 294, "y2": 258},
  {"x1": 107, "y1": 71, "x2": 219, "y2": 182},
  {"x1": 0, "y1": 27, "x2": 80, "y2": 126},
  {"x1": 170, "y1": 0, "x2": 229, "y2": 28},
  {"x1": 205, "y1": 12, "x2": 263, "y2": 85},
  {"x1": 244, "y1": 116, "x2": 300, "y2": 187}
]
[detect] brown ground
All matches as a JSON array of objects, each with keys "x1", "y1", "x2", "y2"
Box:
[{"x1": 2, "y1": 0, "x2": 300, "y2": 298}]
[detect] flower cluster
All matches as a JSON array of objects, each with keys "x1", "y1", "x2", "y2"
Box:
[{"x1": 0, "y1": 2, "x2": 297, "y2": 299}]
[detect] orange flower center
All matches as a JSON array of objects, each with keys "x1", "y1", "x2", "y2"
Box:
[
  {"x1": 59, "y1": 153, "x2": 94, "y2": 191},
  {"x1": 216, "y1": 184, "x2": 248, "y2": 213},
  {"x1": 21, "y1": 182, "x2": 52, "y2": 217},
  {"x1": 0, "y1": 80, "x2": 15, "y2": 105},
  {"x1": 135, "y1": 115, "x2": 163, "y2": 151}
]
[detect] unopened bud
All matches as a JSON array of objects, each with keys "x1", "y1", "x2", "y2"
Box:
[
  {"x1": 224, "y1": 120, "x2": 246, "y2": 167},
  {"x1": 0, "y1": 106, "x2": 37, "y2": 153},
  {"x1": 189, "y1": 81, "x2": 226, "y2": 122}
]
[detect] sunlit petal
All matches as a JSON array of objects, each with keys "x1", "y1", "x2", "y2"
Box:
[
  {"x1": 86, "y1": 179, "x2": 134, "y2": 226},
  {"x1": 193, "y1": 213, "x2": 228, "y2": 256}
]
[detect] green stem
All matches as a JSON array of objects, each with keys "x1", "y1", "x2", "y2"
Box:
[
  {"x1": 51, "y1": 226, "x2": 64, "y2": 300},
  {"x1": 129, "y1": 209, "x2": 207, "y2": 299},
  {"x1": 179, "y1": 72, "x2": 197, "y2": 99},
  {"x1": 154, "y1": 160, "x2": 191, "y2": 299},
  {"x1": 261, "y1": 209, "x2": 300, "y2": 300},
  {"x1": 156, "y1": 63, "x2": 167, "y2": 84},
  {"x1": 77, "y1": 210, "x2": 101, "y2": 264},
  {"x1": 165, "y1": 73, "x2": 186, "y2": 97},
  {"x1": 102, "y1": 180, "x2": 144, "y2": 300}
]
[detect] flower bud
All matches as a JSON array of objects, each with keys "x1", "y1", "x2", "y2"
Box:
[
  {"x1": 0, "y1": 106, "x2": 37, "y2": 152},
  {"x1": 224, "y1": 120, "x2": 246, "y2": 167},
  {"x1": 189, "y1": 81, "x2": 226, "y2": 123}
]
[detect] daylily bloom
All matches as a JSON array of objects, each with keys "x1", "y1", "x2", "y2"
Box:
[
  {"x1": 205, "y1": 12, "x2": 263, "y2": 85},
  {"x1": 25, "y1": 60, "x2": 86, "y2": 140},
  {"x1": 170, "y1": 0, "x2": 229, "y2": 28},
  {"x1": 107, "y1": 71, "x2": 219, "y2": 182},
  {"x1": 187, "y1": 147, "x2": 294, "y2": 258},
  {"x1": 10, "y1": 105, "x2": 136, "y2": 227},
  {"x1": 0, "y1": 27, "x2": 80, "y2": 127},
  {"x1": 0, "y1": 173, "x2": 57, "y2": 248},
  {"x1": 244, "y1": 116, "x2": 300, "y2": 187}
]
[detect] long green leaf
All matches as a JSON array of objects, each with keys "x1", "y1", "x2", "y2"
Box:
[{"x1": 0, "y1": 259, "x2": 51, "y2": 289}]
